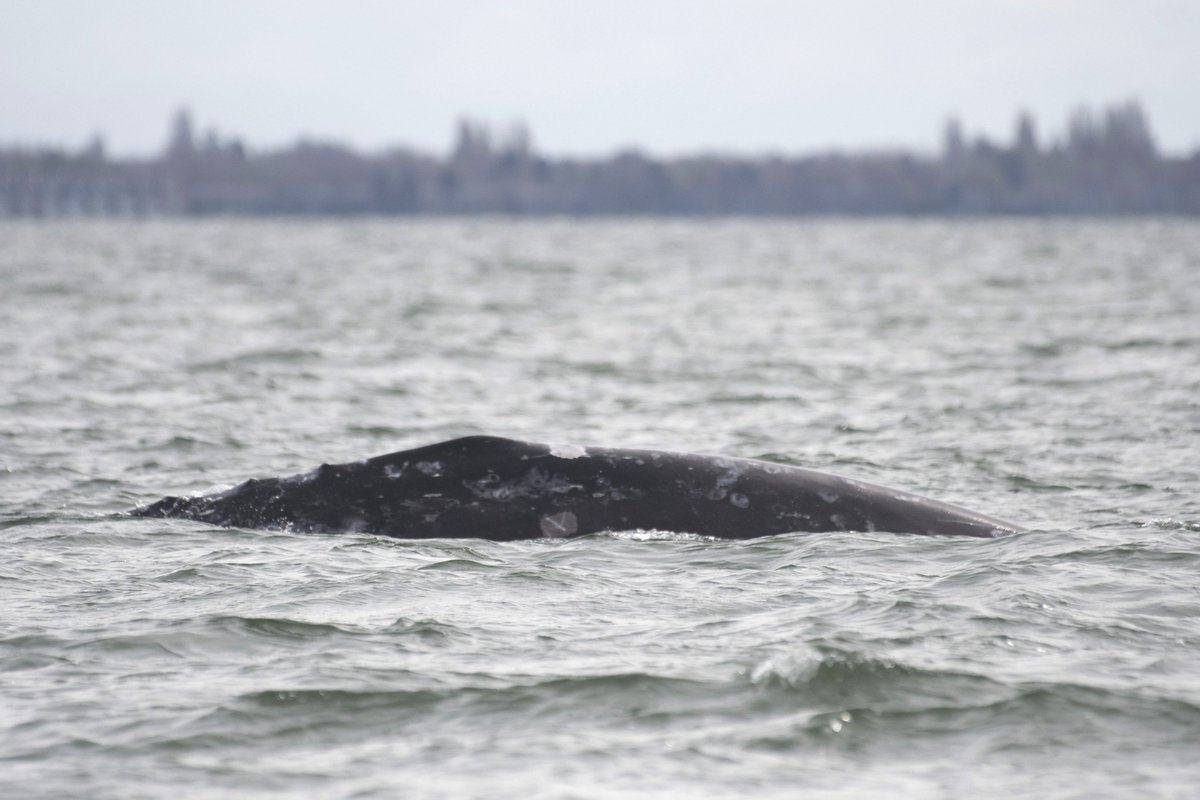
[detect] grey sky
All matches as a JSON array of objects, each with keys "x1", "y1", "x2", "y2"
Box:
[{"x1": 3, "y1": 0, "x2": 1198, "y2": 156}]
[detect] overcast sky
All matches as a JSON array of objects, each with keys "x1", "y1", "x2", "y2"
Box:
[{"x1": 3, "y1": 0, "x2": 1198, "y2": 157}]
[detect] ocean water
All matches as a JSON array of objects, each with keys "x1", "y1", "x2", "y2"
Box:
[{"x1": 2, "y1": 218, "x2": 1198, "y2": 799}]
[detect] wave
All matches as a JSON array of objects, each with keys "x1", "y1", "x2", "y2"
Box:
[{"x1": 742, "y1": 644, "x2": 1200, "y2": 752}]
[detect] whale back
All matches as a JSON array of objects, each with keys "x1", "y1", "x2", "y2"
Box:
[{"x1": 134, "y1": 435, "x2": 1021, "y2": 539}]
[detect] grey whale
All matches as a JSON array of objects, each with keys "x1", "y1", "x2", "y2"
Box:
[{"x1": 133, "y1": 436, "x2": 1021, "y2": 539}]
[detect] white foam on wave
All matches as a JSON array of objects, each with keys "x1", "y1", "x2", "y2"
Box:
[{"x1": 605, "y1": 529, "x2": 718, "y2": 542}]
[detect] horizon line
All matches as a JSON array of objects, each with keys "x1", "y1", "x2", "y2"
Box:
[{"x1": 5, "y1": 98, "x2": 1198, "y2": 162}]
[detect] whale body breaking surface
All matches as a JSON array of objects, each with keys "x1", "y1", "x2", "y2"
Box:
[{"x1": 133, "y1": 435, "x2": 1023, "y2": 539}]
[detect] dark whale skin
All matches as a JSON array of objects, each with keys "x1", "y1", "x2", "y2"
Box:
[{"x1": 133, "y1": 435, "x2": 1022, "y2": 540}]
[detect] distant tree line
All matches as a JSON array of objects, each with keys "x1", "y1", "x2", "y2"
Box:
[{"x1": 1, "y1": 102, "x2": 1197, "y2": 217}]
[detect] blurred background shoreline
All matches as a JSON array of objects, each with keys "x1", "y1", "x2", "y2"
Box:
[{"x1": 3, "y1": 101, "x2": 1197, "y2": 217}]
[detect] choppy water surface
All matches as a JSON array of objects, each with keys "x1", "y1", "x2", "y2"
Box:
[{"x1": 2, "y1": 219, "x2": 1199, "y2": 798}]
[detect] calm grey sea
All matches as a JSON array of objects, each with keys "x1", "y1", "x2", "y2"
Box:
[{"x1": 2, "y1": 219, "x2": 1199, "y2": 799}]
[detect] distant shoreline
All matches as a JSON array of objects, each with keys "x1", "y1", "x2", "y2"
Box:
[{"x1": 4, "y1": 102, "x2": 1197, "y2": 217}]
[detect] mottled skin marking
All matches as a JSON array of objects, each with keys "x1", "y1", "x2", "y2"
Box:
[
  {"x1": 540, "y1": 511, "x2": 579, "y2": 537},
  {"x1": 133, "y1": 435, "x2": 1022, "y2": 540}
]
